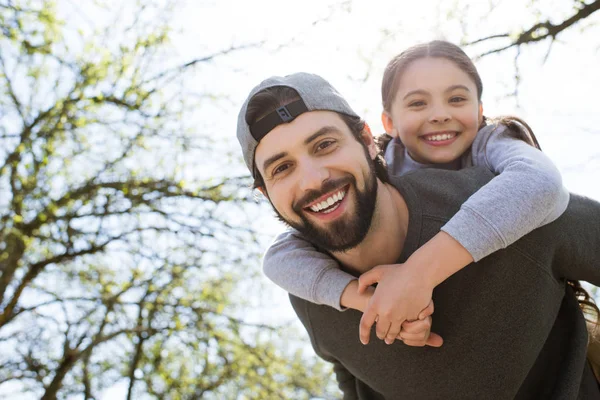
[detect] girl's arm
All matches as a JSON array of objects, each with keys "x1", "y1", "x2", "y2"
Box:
[
  {"x1": 441, "y1": 123, "x2": 569, "y2": 261},
  {"x1": 267, "y1": 230, "x2": 442, "y2": 346},
  {"x1": 263, "y1": 228, "x2": 371, "y2": 311},
  {"x1": 412, "y1": 123, "x2": 569, "y2": 290}
]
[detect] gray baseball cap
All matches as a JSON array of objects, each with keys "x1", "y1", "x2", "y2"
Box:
[{"x1": 236, "y1": 72, "x2": 360, "y2": 177}]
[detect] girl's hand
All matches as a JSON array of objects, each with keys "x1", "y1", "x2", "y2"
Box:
[
  {"x1": 358, "y1": 263, "x2": 435, "y2": 345},
  {"x1": 358, "y1": 231, "x2": 473, "y2": 345}
]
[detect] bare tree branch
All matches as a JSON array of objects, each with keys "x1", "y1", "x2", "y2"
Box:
[{"x1": 466, "y1": 0, "x2": 600, "y2": 57}]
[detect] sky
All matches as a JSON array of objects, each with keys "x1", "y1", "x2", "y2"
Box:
[{"x1": 4, "y1": 0, "x2": 600, "y2": 398}]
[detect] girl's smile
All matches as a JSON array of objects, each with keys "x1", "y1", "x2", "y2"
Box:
[{"x1": 420, "y1": 130, "x2": 459, "y2": 146}]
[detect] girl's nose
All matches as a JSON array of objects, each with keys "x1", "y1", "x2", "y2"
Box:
[{"x1": 428, "y1": 106, "x2": 452, "y2": 124}]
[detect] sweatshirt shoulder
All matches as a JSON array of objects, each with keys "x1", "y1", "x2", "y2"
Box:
[{"x1": 392, "y1": 167, "x2": 495, "y2": 219}]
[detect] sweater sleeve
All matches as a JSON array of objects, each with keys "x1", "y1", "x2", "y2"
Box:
[
  {"x1": 262, "y1": 229, "x2": 355, "y2": 310},
  {"x1": 441, "y1": 124, "x2": 570, "y2": 261}
]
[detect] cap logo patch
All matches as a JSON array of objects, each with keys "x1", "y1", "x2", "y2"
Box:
[
  {"x1": 249, "y1": 99, "x2": 309, "y2": 141},
  {"x1": 277, "y1": 106, "x2": 293, "y2": 122}
]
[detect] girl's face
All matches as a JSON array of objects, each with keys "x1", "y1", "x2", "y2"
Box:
[{"x1": 382, "y1": 57, "x2": 483, "y2": 164}]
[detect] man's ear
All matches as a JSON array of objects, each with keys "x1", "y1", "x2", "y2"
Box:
[
  {"x1": 256, "y1": 186, "x2": 267, "y2": 198},
  {"x1": 381, "y1": 111, "x2": 397, "y2": 137},
  {"x1": 478, "y1": 103, "x2": 484, "y2": 126},
  {"x1": 360, "y1": 123, "x2": 378, "y2": 160}
]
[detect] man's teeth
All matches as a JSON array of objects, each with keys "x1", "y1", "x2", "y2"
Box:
[
  {"x1": 309, "y1": 190, "x2": 346, "y2": 213},
  {"x1": 425, "y1": 133, "x2": 456, "y2": 141}
]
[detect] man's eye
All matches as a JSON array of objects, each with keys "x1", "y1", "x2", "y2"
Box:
[
  {"x1": 450, "y1": 97, "x2": 465, "y2": 103},
  {"x1": 316, "y1": 140, "x2": 335, "y2": 151},
  {"x1": 272, "y1": 163, "x2": 290, "y2": 176},
  {"x1": 408, "y1": 100, "x2": 426, "y2": 107}
]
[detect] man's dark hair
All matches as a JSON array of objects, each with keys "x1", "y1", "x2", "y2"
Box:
[{"x1": 245, "y1": 86, "x2": 389, "y2": 189}]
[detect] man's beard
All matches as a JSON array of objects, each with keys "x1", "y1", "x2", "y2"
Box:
[{"x1": 273, "y1": 155, "x2": 378, "y2": 252}]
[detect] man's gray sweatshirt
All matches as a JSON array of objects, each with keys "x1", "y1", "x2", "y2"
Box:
[{"x1": 290, "y1": 167, "x2": 600, "y2": 399}]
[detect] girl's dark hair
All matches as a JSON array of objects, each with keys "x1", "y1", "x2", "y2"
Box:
[
  {"x1": 570, "y1": 280, "x2": 600, "y2": 342},
  {"x1": 479, "y1": 115, "x2": 540, "y2": 150},
  {"x1": 245, "y1": 86, "x2": 389, "y2": 189}
]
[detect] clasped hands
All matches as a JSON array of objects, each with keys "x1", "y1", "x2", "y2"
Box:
[{"x1": 357, "y1": 263, "x2": 443, "y2": 348}]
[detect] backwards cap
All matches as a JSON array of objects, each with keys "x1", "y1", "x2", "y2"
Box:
[{"x1": 236, "y1": 72, "x2": 359, "y2": 177}]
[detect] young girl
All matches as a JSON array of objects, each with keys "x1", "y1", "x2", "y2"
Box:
[{"x1": 262, "y1": 40, "x2": 585, "y2": 346}]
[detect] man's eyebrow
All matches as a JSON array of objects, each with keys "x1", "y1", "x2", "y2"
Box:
[
  {"x1": 402, "y1": 85, "x2": 471, "y2": 100},
  {"x1": 262, "y1": 152, "x2": 288, "y2": 173},
  {"x1": 303, "y1": 126, "x2": 341, "y2": 145}
]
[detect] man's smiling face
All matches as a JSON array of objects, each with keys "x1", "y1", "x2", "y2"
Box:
[{"x1": 254, "y1": 110, "x2": 379, "y2": 252}]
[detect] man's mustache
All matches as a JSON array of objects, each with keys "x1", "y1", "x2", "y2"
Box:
[{"x1": 293, "y1": 176, "x2": 354, "y2": 213}]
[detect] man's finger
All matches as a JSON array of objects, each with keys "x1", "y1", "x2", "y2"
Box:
[
  {"x1": 399, "y1": 332, "x2": 443, "y2": 348},
  {"x1": 425, "y1": 332, "x2": 443, "y2": 347},
  {"x1": 399, "y1": 331, "x2": 430, "y2": 342},
  {"x1": 401, "y1": 317, "x2": 432, "y2": 334},
  {"x1": 359, "y1": 309, "x2": 378, "y2": 345},
  {"x1": 418, "y1": 300, "x2": 435, "y2": 320},
  {"x1": 402, "y1": 339, "x2": 427, "y2": 347},
  {"x1": 357, "y1": 267, "x2": 385, "y2": 294}
]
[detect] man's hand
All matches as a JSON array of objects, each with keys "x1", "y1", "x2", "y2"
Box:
[
  {"x1": 397, "y1": 301, "x2": 443, "y2": 347},
  {"x1": 358, "y1": 263, "x2": 435, "y2": 345}
]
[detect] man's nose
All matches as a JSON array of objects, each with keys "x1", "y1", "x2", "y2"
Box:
[
  {"x1": 428, "y1": 104, "x2": 451, "y2": 124},
  {"x1": 298, "y1": 162, "x2": 329, "y2": 192}
]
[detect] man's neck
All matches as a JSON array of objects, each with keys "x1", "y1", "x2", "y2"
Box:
[{"x1": 332, "y1": 180, "x2": 409, "y2": 275}]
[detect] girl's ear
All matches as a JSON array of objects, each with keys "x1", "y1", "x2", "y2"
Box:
[
  {"x1": 360, "y1": 123, "x2": 378, "y2": 160},
  {"x1": 381, "y1": 111, "x2": 397, "y2": 137},
  {"x1": 478, "y1": 103, "x2": 484, "y2": 125}
]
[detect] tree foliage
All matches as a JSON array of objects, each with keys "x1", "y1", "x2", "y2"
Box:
[{"x1": 0, "y1": 1, "x2": 334, "y2": 399}]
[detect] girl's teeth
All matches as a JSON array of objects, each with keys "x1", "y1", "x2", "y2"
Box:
[{"x1": 426, "y1": 133, "x2": 455, "y2": 141}]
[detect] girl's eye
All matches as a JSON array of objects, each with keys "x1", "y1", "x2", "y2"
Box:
[
  {"x1": 450, "y1": 97, "x2": 466, "y2": 103},
  {"x1": 408, "y1": 100, "x2": 426, "y2": 107},
  {"x1": 272, "y1": 163, "x2": 290, "y2": 176}
]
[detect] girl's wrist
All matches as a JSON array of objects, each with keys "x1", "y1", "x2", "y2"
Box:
[
  {"x1": 414, "y1": 231, "x2": 474, "y2": 288},
  {"x1": 340, "y1": 279, "x2": 373, "y2": 312}
]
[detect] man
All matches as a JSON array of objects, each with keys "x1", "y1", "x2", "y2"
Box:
[{"x1": 236, "y1": 73, "x2": 600, "y2": 399}]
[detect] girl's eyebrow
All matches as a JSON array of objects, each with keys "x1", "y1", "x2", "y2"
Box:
[
  {"x1": 403, "y1": 84, "x2": 471, "y2": 100},
  {"x1": 446, "y1": 84, "x2": 471, "y2": 93},
  {"x1": 403, "y1": 89, "x2": 428, "y2": 100}
]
